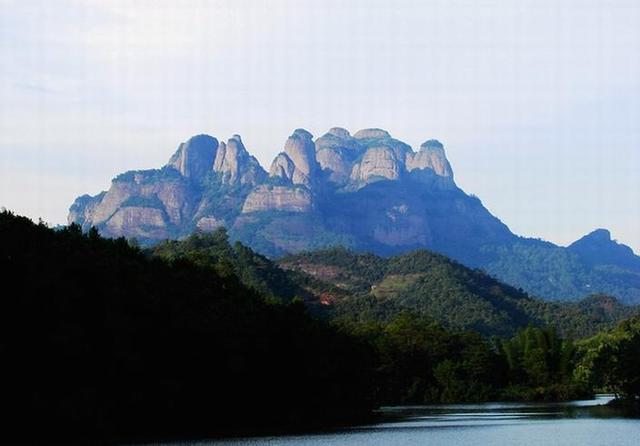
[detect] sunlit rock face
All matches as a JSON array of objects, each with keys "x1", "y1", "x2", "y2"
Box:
[
  {"x1": 349, "y1": 146, "x2": 403, "y2": 186},
  {"x1": 315, "y1": 128, "x2": 364, "y2": 186},
  {"x1": 353, "y1": 128, "x2": 390, "y2": 139},
  {"x1": 406, "y1": 140, "x2": 456, "y2": 190},
  {"x1": 214, "y1": 135, "x2": 267, "y2": 186},
  {"x1": 269, "y1": 129, "x2": 320, "y2": 187},
  {"x1": 242, "y1": 185, "x2": 313, "y2": 213},
  {"x1": 406, "y1": 140, "x2": 453, "y2": 177}
]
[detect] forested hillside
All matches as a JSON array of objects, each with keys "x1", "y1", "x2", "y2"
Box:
[{"x1": 280, "y1": 247, "x2": 637, "y2": 337}]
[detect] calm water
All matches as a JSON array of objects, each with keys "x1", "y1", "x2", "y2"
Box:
[{"x1": 160, "y1": 395, "x2": 640, "y2": 446}]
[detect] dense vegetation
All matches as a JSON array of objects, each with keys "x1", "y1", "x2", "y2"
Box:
[
  {"x1": 281, "y1": 247, "x2": 637, "y2": 338},
  {"x1": 576, "y1": 316, "x2": 640, "y2": 405},
  {"x1": 341, "y1": 316, "x2": 589, "y2": 403},
  {"x1": 2, "y1": 211, "x2": 639, "y2": 443},
  {"x1": 0, "y1": 211, "x2": 374, "y2": 443},
  {"x1": 150, "y1": 230, "x2": 307, "y2": 303}
]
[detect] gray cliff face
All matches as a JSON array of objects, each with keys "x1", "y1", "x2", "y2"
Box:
[
  {"x1": 315, "y1": 128, "x2": 364, "y2": 186},
  {"x1": 242, "y1": 185, "x2": 313, "y2": 213},
  {"x1": 269, "y1": 129, "x2": 320, "y2": 187},
  {"x1": 68, "y1": 192, "x2": 106, "y2": 227},
  {"x1": 68, "y1": 168, "x2": 198, "y2": 240},
  {"x1": 406, "y1": 140, "x2": 453, "y2": 177},
  {"x1": 353, "y1": 128, "x2": 412, "y2": 163},
  {"x1": 353, "y1": 128, "x2": 390, "y2": 139},
  {"x1": 105, "y1": 206, "x2": 168, "y2": 239},
  {"x1": 349, "y1": 146, "x2": 403, "y2": 187},
  {"x1": 269, "y1": 153, "x2": 296, "y2": 181},
  {"x1": 168, "y1": 134, "x2": 218, "y2": 181},
  {"x1": 214, "y1": 135, "x2": 267, "y2": 185},
  {"x1": 405, "y1": 140, "x2": 456, "y2": 190}
]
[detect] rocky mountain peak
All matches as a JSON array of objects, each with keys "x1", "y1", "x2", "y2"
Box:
[
  {"x1": 168, "y1": 134, "x2": 218, "y2": 181},
  {"x1": 421, "y1": 139, "x2": 444, "y2": 150},
  {"x1": 327, "y1": 127, "x2": 351, "y2": 138},
  {"x1": 315, "y1": 128, "x2": 364, "y2": 186},
  {"x1": 270, "y1": 129, "x2": 320, "y2": 187},
  {"x1": 349, "y1": 145, "x2": 402, "y2": 187},
  {"x1": 353, "y1": 128, "x2": 391, "y2": 139},
  {"x1": 291, "y1": 128, "x2": 313, "y2": 140},
  {"x1": 406, "y1": 139, "x2": 454, "y2": 179},
  {"x1": 212, "y1": 135, "x2": 266, "y2": 185}
]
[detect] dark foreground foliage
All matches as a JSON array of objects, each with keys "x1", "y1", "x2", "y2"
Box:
[{"x1": 0, "y1": 211, "x2": 375, "y2": 443}]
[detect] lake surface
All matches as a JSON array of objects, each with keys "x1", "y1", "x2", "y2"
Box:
[{"x1": 162, "y1": 395, "x2": 640, "y2": 446}]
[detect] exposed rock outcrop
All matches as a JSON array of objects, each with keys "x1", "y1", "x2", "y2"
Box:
[
  {"x1": 406, "y1": 139, "x2": 456, "y2": 189},
  {"x1": 68, "y1": 192, "x2": 106, "y2": 227},
  {"x1": 196, "y1": 216, "x2": 224, "y2": 232},
  {"x1": 168, "y1": 134, "x2": 218, "y2": 181},
  {"x1": 269, "y1": 153, "x2": 296, "y2": 181},
  {"x1": 353, "y1": 128, "x2": 391, "y2": 139},
  {"x1": 105, "y1": 206, "x2": 168, "y2": 239},
  {"x1": 315, "y1": 128, "x2": 364, "y2": 186},
  {"x1": 213, "y1": 135, "x2": 267, "y2": 185},
  {"x1": 349, "y1": 146, "x2": 403, "y2": 187},
  {"x1": 269, "y1": 129, "x2": 320, "y2": 187},
  {"x1": 353, "y1": 128, "x2": 412, "y2": 162},
  {"x1": 406, "y1": 140, "x2": 454, "y2": 177},
  {"x1": 242, "y1": 185, "x2": 313, "y2": 213}
]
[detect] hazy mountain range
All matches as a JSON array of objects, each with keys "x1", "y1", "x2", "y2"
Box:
[{"x1": 69, "y1": 127, "x2": 640, "y2": 303}]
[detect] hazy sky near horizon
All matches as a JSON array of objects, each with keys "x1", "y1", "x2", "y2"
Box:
[{"x1": 1, "y1": 0, "x2": 639, "y2": 251}]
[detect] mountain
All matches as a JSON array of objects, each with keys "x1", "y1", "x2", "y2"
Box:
[{"x1": 69, "y1": 127, "x2": 640, "y2": 303}]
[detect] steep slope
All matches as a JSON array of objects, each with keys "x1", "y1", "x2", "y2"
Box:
[{"x1": 69, "y1": 127, "x2": 640, "y2": 303}]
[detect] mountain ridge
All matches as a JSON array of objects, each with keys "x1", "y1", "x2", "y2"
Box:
[{"x1": 69, "y1": 127, "x2": 640, "y2": 303}]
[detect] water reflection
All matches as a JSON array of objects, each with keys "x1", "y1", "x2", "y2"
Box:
[
  {"x1": 372, "y1": 394, "x2": 617, "y2": 428},
  {"x1": 161, "y1": 395, "x2": 640, "y2": 446}
]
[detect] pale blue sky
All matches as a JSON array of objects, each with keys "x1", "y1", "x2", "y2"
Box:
[{"x1": 1, "y1": 0, "x2": 639, "y2": 251}]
